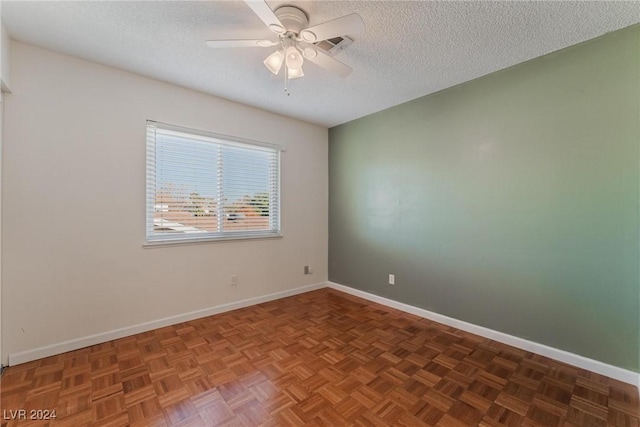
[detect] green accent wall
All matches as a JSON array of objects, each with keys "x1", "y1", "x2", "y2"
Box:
[{"x1": 329, "y1": 25, "x2": 640, "y2": 371}]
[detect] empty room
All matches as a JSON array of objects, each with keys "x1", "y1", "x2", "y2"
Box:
[{"x1": 0, "y1": 1, "x2": 639, "y2": 426}]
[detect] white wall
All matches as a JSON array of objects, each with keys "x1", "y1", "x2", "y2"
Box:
[{"x1": 2, "y1": 41, "x2": 328, "y2": 365}]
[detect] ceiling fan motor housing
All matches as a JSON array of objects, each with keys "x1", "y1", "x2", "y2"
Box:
[{"x1": 274, "y1": 6, "x2": 309, "y2": 35}]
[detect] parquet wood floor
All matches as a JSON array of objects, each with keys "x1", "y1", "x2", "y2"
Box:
[{"x1": 1, "y1": 288, "x2": 638, "y2": 426}]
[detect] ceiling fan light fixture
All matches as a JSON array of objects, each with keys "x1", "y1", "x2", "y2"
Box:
[
  {"x1": 300, "y1": 30, "x2": 317, "y2": 43},
  {"x1": 288, "y1": 66, "x2": 304, "y2": 79},
  {"x1": 285, "y1": 46, "x2": 304, "y2": 69},
  {"x1": 264, "y1": 50, "x2": 284, "y2": 74}
]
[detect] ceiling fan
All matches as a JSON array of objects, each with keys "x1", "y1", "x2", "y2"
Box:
[{"x1": 206, "y1": 0, "x2": 365, "y2": 92}]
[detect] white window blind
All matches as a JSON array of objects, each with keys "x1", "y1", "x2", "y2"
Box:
[{"x1": 146, "y1": 121, "x2": 282, "y2": 244}]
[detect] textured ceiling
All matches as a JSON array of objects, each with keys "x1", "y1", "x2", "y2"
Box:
[{"x1": 2, "y1": 1, "x2": 639, "y2": 127}]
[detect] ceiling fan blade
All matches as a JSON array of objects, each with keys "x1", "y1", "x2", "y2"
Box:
[
  {"x1": 303, "y1": 46, "x2": 352, "y2": 78},
  {"x1": 206, "y1": 39, "x2": 277, "y2": 48},
  {"x1": 299, "y1": 13, "x2": 365, "y2": 43},
  {"x1": 244, "y1": 0, "x2": 286, "y2": 35}
]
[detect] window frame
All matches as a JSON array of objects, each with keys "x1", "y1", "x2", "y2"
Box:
[{"x1": 145, "y1": 120, "x2": 283, "y2": 246}]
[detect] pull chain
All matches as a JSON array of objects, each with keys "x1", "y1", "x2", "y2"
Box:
[{"x1": 284, "y1": 64, "x2": 290, "y2": 96}]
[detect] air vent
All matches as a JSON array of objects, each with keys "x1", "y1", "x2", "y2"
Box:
[{"x1": 314, "y1": 35, "x2": 353, "y2": 56}]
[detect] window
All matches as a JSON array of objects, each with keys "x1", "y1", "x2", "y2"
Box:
[{"x1": 146, "y1": 121, "x2": 282, "y2": 244}]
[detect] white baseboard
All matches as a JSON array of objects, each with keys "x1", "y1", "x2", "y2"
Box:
[
  {"x1": 8, "y1": 282, "x2": 326, "y2": 366},
  {"x1": 327, "y1": 281, "x2": 640, "y2": 387}
]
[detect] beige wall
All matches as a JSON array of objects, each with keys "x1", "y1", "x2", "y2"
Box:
[
  {"x1": 0, "y1": 89, "x2": 3, "y2": 367},
  {"x1": 0, "y1": 16, "x2": 8, "y2": 366},
  {"x1": 2, "y1": 41, "x2": 328, "y2": 365},
  {"x1": 1, "y1": 20, "x2": 10, "y2": 91}
]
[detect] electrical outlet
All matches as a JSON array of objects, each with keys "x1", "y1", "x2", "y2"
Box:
[
  {"x1": 388, "y1": 274, "x2": 395, "y2": 285},
  {"x1": 304, "y1": 265, "x2": 312, "y2": 275},
  {"x1": 231, "y1": 274, "x2": 238, "y2": 287}
]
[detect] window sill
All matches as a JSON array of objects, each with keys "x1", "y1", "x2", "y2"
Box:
[{"x1": 143, "y1": 234, "x2": 283, "y2": 248}]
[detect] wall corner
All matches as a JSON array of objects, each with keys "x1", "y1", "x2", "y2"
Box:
[{"x1": 1, "y1": 17, "x2": 12, "y2": 92}]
